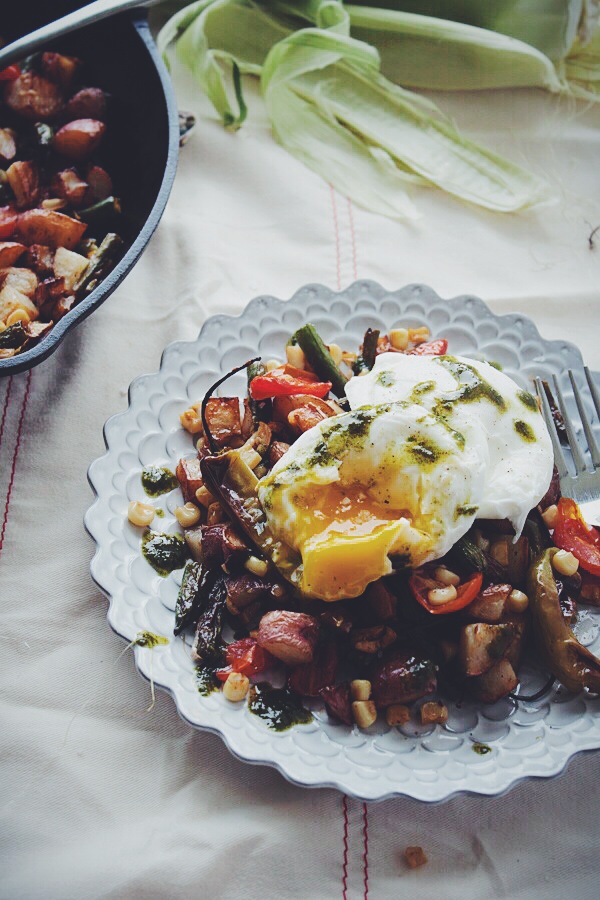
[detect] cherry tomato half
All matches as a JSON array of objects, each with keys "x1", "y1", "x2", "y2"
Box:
[
  {"x1": 553, "y1": 497, "x2": 600, "y2": 576},
  {"x1": 409, "y1": 570, "x2": 483, "y2": 614},
  {"x1": 216, "y1": 638, "x2": 274, "y2": 681}
]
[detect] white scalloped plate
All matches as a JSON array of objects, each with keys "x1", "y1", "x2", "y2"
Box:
[{"x1": 85, "y1": 282, "x2": 600, "y2": 802}]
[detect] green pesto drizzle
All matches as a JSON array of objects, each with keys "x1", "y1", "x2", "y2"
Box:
[
  {"x1": 405, "y1": 433, "x2": 447, "y2": 467},
  {"x1": 302, "y1": 406, "x2": 390, "y2": 470},
  {"x1": 155, "y1": 508, "x2": 165, "y2": 518},
  {"x1": 142, "y1": 530, "x2": 188, "y2": 576},
  {"x1": 514, "y1": 419, "x2": 536, "y2": 442},
  {"x1": 517, "y1": 389, "x2": 538, "y2": 411},
  {"x1": 248, "y1": 683, "x2": 313, "y2": 731},
  {"x1": 472, "y1": 742, "x2": 492, "y2": 756},
  {"x1": 409, "y1": 380, "x2": 436, "y2": 401},
  {"x1": 376, "y1": 370, "x2": 395, "y2": 387},
  {"x1": 435, "y1": 356, "x2": 507, "y2": 411},
  {"x1": 134, "y1": 631, "x2": 169, "y2": 648},
  {"x1": 455, "y1": 504, "x2": 479, "y2": 519},
  {"x1": 141, "y1": 465, "x2": 178, "y2": 497},
  {"x1": 196, "y1": 665, "x2": 220, "y2": 696}
]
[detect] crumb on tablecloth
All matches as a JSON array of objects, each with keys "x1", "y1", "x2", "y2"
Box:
[{"x1": 405, "y1": 846, "x2": 428, "y2": 869}]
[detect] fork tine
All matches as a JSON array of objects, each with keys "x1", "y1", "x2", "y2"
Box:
[
  {"x1": 535, "y1": 378, "x2": 570, "y2": 479},
  {"x1": 569, "y1": 370, "x2": 600, "y2": 469},
  {"x1": 552, "y1": 374, "x2": 588, "y2": 474},
  {"x1": 585, "y1": 366, "x2": 600, "y2": 420}
]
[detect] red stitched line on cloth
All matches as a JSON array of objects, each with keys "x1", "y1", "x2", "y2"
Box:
[
  {"x1": 341, "y1": 794, "x2": 350, "y2": 899},
  {"x1": 330, "y1": 185, "x2": 342, "y2": 290},
  {"x1": 0, "y1": 376, "x2": 14, "y2": 455},
  {"x1": 362, "y1": 802, "x2": 369, "y2": 899},
  {"x1": 0, "y1": 370, "x2": 32, "y2": 556},
  {"x1": 347, "y1": 200, "x2": 358, "y2": 281}
]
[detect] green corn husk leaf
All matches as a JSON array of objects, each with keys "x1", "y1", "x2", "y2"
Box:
[
  {"x1": 347, "y1": 7, "x2": 566, "y2": 92},
  {"x1": 262, "y1": 26, "x2": 551, "y2": 214},
  {"x1": 346, "y1": 0, "x2": 586, "y2": 61},
  {"x1": 161, "y1": 0, "x2": 554, "y2": 217}
]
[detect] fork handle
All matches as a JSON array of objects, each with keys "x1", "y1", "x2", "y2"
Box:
[{"x1": 0, "y1": 0, "x2": 162, "y2": 71}]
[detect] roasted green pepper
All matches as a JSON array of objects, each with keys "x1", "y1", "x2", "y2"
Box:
[{"x1": 527, "y1": 548, "x2": 600, "y2": 694}]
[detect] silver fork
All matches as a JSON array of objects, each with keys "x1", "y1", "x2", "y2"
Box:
[{"x1": 535, "y1": 369, "x2": 600, "y2": 526}]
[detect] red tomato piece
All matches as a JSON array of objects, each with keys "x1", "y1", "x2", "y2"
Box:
[
  {"x1": 249, "y1": 364, "x2": 331, "y2": 401},
  {"x1": 408, "y1": 339, "x2": 448, "y2": 356},
  {"x1": 225, "y1": 638, "x2": 274, "y2": 676},
  {"x1": 410, "y1": 570, "x2": 483, "y2": 614},
  {"x1": 0, "y1": 65, "x2": 20, "y2": 82},
  {"x1": 0, "y1": 206, "x2": 18, "y2": 240},
  {"x1": 553, "y1": 497, "x2": 600, "y2": 576}
]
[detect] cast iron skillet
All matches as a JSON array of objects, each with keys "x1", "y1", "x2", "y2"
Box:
[{"x1": 0, "y1": 1, "x2": 180, "y2": 376}]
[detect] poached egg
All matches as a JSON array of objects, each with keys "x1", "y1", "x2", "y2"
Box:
[{"x1": 257, "y1": 352, "x2": 553, "y2": 601}]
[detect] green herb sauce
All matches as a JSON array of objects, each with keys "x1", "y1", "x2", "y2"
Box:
[
  {"x1": 455, "y1": 504, "x2": 479, "y2": 519},
  {"x1": 472, "y1": 742, "x2": 492, "y2": 756},
  {"x1": 134, "y1": 631, "x2": 169, "y2": 648},
  {"x1": 248, "y1": 683, "x2": 313, "y2": 731},
  {"x1": 196, "y1": 665, "x2": 220, "y2": 696},
  {"x1": 517, "y1": 389, "x2": 538, "y2": 411},
  {"x1": 142, "y1": 530, "x2": 188, "y2": 576},
  {"x1": 405, "y1": 433, "x2": 447, "y2": 467},
  {"x1": 514, "y1": 419, "x2": 536, "y2": 442},
  {"x1": 409, "y1": 380, "x2": 436, "y2": 401},
  {"x1": 141, "y1": 465, "x2": 178, "y2": 497},
  {"x1": 155, "y1": 508, "x2": 165, "y2": 518},
  {"x1": 376, "y1": 370, "x2": 395, "y2": 388},
  {"x1": 435, "y1": 357, "x2": 507, "y2": 411}
]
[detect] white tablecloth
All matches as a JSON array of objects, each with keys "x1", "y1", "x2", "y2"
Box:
[{"x1": 1, "y1": 23, "x2": 600, "y2": 900}]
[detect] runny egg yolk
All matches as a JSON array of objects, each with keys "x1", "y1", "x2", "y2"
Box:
[{"x1": 286, "y1": 483, "x2": 418, "y2": 599}]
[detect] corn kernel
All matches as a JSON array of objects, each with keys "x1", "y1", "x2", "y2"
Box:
[
  {"x1": 245, "y1": 555, "x2": 269, "y2": 577},
  {"x1": 389, "y1": 328, "x2": 409, "y2": 351},
  {"x1": 326, "y1": 343, "x2": 343, "y2": 366},
  {"x1": 41, "y1": 197, "x2": 66, "y2": 210},
  {"x1": 351, "y1": 679, "x2": 371, "y2": 701},
  {"x1": 174, "y1": 502, "x2": 201, "y2": 528},
  {"x1": 552, "y1": 549, "x2": 579, "y2": 577},
  {"x1": 508, "y1": 589, "x2": 529, "y2": 613},
  {"x1": 195, "y1": 485, "x2": 215, "y2": 508},
  {"x1": 180, "y1": 403, "x2": 204, "y2": 434},
  {"x1": 408, "y1": 326, "x2": 430, "y2": 344},
  {"x1": 427, "y1": 585, "x2": 457, "y2": 607},
  {"x1": 223, "y1": 671, "x2": 250, "y2": 702},
  {"x1": 127, "y1": 500, "x2": 155, "y2": 527},
  {"x1": 386, "y1": 704, "x2": 410, "y2": 727},
  {"x1": 434, "y1": 566, "x2": 460, "y2": 587},
  {"x1": 264, "y1": 358, "x2": 283, "y2": 372},
  {"x1": 286, "y1": 343, "x2": 306, "y2": 369},
  {"x1": 352, "y1": 700, "x2": 377, "y2": 729},
  {"x1": 542, "y1": 504, "x2": 559, "y2": 530},
  {"x1": 6, "y1": 308, "x2": 31, "y2": 326}
]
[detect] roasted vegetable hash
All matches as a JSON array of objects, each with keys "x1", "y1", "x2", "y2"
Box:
[
  {"x1": 129, "y1": 323, "x2": 600, "y2": 731},
  {"x1": 0, "y1": 54, "x2": 123, "y2": 358}
]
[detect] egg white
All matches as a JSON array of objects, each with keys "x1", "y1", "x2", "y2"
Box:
[{"x1": 346, "y1": 352, "x2": 554, "y2": 536}]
